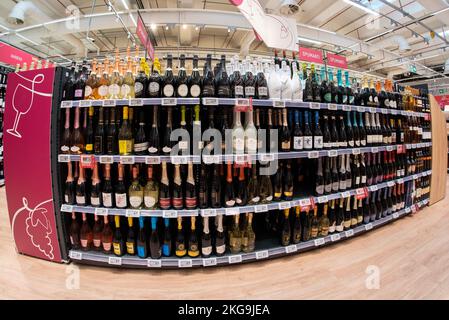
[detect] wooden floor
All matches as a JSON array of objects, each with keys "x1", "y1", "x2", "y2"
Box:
[{"x1": 1, "y1": 182, "x2": 449, "y2": 300}]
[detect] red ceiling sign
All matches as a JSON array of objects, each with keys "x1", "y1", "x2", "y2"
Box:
[
  {"x1": 136, "y1": 14, "x2": 154, "y2": 60},
  {"x1": 298, "y1": 47, "x2": 323, "y2": 64},
  {"x1": 0, "y1": 41, "x2": 39, "y2": 68},
  {"x1": 327, "y1": 52, "x2": 348, "y2": 69}
]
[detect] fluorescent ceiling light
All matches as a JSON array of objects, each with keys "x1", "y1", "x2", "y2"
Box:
[
  {"x1": 414, "y1": 54, "x2": 440, "y2": 62},
  {"x1": 297, "y1": 36, "x2": 322, "y2": 45},
  {"x1": 0, "y1": 23, "x2": 9, "y2": 31},
  {"x1": 121, "y1": 0, "x2": 129, "y2": 10},
  {"x1": 343, "y1": 0, "x2": 380, "y2": 16},
  {"x1": 43, "y1": 17, "x2": 76, "y2": 26},
  {"x1": 15, "y1": 24, "x2": 44, "y2": 32},
  {"x1": 129, "y1": 13, "x2": 137, "y2": 27},
  {"x1": 0, "y1": 32, "x2": 10, "y2": 37},
  {"x1": 84, "y1": 12, "x2": 117, "y2": 18},
  {"x1": 298, "y1": 23, "x2": 336, "y2": 35},
  {"x1": 16, "y1": 33, "x2": 40, "y2": 46},
  {"x1": 364, "y1": 29, "x2": 393, "y2": 42},
  {"x1": 432, "y1": 7, "x2": 449, "y2": 16}
]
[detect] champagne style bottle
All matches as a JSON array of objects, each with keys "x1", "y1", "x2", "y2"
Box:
[
  {"x1": 101, "y1": 215, "x2": 113, "y2": 254},
  {"x1": 188, "y1": 217, "x2": 200, "y2": 257},
  {"x1": 115, "y1": 163, "x2": 128, "y2": 209},
  {"x1": 136, "y1": 217, "x2": 147, "y2": 258},
  {"x1": 201, "y1": 217, "x2": 212, "y2": 257},
  {"x1": 69, "y1": 212, "x2": 81, "y2": 249},
  {"x1": 112, "y1": 216, "x2": 125, "y2": 256},
  {"x1": 281, "y1": 209, "x2": 291, "y2": 246},
  {"x1": 76, "y1": 163, "x2": 86, "y2": 205},
  {"x1": 162, "y1": 54, "x2": 175, "y2": 97},
  {"x1": 64, "y1": 162, "x2": 76, "y2": 205},
  {"x1": 150, "y1": 217, "x2": 161, "y2": 259},
  {"x1": 189, "y1": 55, "x2": 202, "y2": 98},
  {"x1": 215, "y1": 215, "x2": 226, "y2": 256},
  {"x1": 126, "y1": 217, "x2": 136, "y2": 255},
  {"x1": 92, "y1": 214, "x2": 103, "y2": 251}
]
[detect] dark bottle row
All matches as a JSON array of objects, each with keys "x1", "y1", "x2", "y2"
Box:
[{"x1": 59, "y1": 104, "x2": 430, "y2": 157}]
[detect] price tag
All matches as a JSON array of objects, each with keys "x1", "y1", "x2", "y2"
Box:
[
  {"x1": 260, "y1": 154, "x2": 275, "y2": 162},
  {"x1": 345, "y1": 230, "x2": 354, "y2": 238},
  {"x1": 278, "y1": 202, "x2": 291, "y2": 210},
  {"x1": 392, "y1": 212, "x2": 399, "y2": 219},
  {"x1": 412, "y1": 144, "x2": 417, "y2": 149},
  {"x1": 370, "y1": 185, "x2": 378, "y2": 192},
  {"x1": 95, "y1": 207, "x2": 108, "y2": 216},
  {"x1": 272, "y1": 100, "x2": 286, "y2": 108},
  {"x1": 99, "y1": 156, "x2": 114, "y2": 164},
  {"x1": 130, "y1": 98, "x2": 143, "y2": 106},
  {"x1": 145, "y1": 156, "x2": 161, "y2": 164},
  {"x1": 61, "y1": 204, "x2": 73, "y2": 212},
  {"x1": 357, "y1": 106, "x2": 365, "y2": 112},
  {"x1": 387, "y1": 181, "x2": 395, "y2": 187},
  {"x1": 328, "y1": 104, "x2": 338, "y2": 111},
  {"x1": 120, "y1": 156, "x2": 135, "y2": 165},
  {"x1": 317, "y1": 196, "x2": 328, "y2": 203},
  {"x1": 236, "y1": 98, "x2": 250, "y2": 107},
  {"x1": 391, "y1": 110, "x2": 398, "y2": 115},
  {"x1": 102, "y1": 99, "x2": 116, "y2": 107},
  {"x1": 79, "y1": 100, "x2": 91, "y2": 108},
  {"x1": 364, "y1": 223, "x2": 373, "y2": 231},
  {"x1": 285, "y1": 245, "x2": 297, "y2": 254},
  {"x1": 397, "y1": 145, "x2": 405, "y2": 154},
  {"x1": 352, "y1": 148, "x2": 361, "y2": 155},
  {"x1": 308, "y1": 151, "x2": 319, "y2": 159},
  {"x1": 202, "y1": 258, "x2": 217, "y2": 267},
  {"x1": 171, "y1": 156, "x2": 188, "y2": 164},
  {"x1": 203, "y1": 97, "x2": 219, "y2": 105},
  {"x1": 234, "y1": 154, "x2": 247, "y2": 164},
  {"x1": 310, "y1": 102, "x2": 321, "y2": 109},
  {"x1": 108, "y1": 257, "x2": 122, "y2": 266},
  {"x1": 178, "y1": 259, "x2": 193, "y2": 268},
  {"x1": 371, "y1": 147, "x2": 379, "y2": 153},
  {"x1": 80, "y1": 155, "x2": 95, "y2": 169},
  {"x1": 342, "y1": 105, "x2": 351, "y2": 112},
  {"x1": 369, "y1": 107, "x2": 377, "y2": 113},
  {"x1": 411, "y1": 205, "x2": 417, "y2": 213},
  {"x1": 61, "y1": 101, "x2": 72, "y2": 108},
  {"x1": 386, "y1": 146, "x2": 394, "y2": 152},
  {"x1": 255, "y1": 205, "x2": 268, "y2": 213},
  {"x1": 299, "y1": 198, "x2": 311, "y2": 207},
  {"x1": 330, "y1": 234, "x2": 341, "y2": 242},
  {"x1": 341, "y1": 191, "x2": 351, "y2": 198},
  {"x1": 163, "y1": 210, "x2": 178, "y2": 218},
  {"x1": 225, "y1": 208, "x2": 240, "y2": 216},
  {"x1": 356, "y1": 188, "x2": 367, "y2": 199},
  {"x1": 405, "y1": 207, "x2": 411, "y2": 214},
  {"x1": 256, "y1": 250, "x2": 269, "y2": 260},
  {"x1": 162, "y1": 98, "x2": 177, "y2": 106},
  {"x1": 314, "y1": 238, "x2": 325, "y2": 246},
  {"x1": 396, "y1": 179, "x2": 404, "y2": 184},
  {"x1": 203, "y1": 155, "x2": 220, "y2": 164},
  {"x1": 147, "y1": 259, "x2": 162, "y2": 268},
  {"x1": 228, "y1": 255, "x2": 242, "y2": 264},
  {"x1": 381, "y1": 108, "x2": 388, "y2": 114},
  {"x1": 201, "y1": 209, "x2": 217, "y2": 217},
  {"x1": 69, "y1": 251, "x2": 82, "y2": 260},
  {"x1": 58, "y1": 154, "x2": 70, "y2": 162},
  {"x1": 328, "y1": 150, "x2": 338, "y2": 157},
  {"x1": 125, "y1": 210, "x2": 140, "y2": 218},
  {"x1": 413, "y1": 174, "x2": 419, "y2": 180}
]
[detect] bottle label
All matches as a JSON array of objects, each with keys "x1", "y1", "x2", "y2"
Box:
[
  {"x1": 235, "y1": 86, "x2": 244, "y2": 96},
  {"x1": 234, "y1": 138, "x2": 244, "y2": 152},
  {"x1": 177, "y1": 84, "x2": 188, "y2": 97},
  {"x1": 103, "y1": 242, "x2": 111, "y2": 251},
  {"x1": 93, "y1": 239, "x2": 101, "y2": 247},
  {"x1": 61, "y1": 145, "x2": 70, "y2": 153},
  {"x1": 148, "y1": 147, "x2": 158, "y2": 154},
  {"x1": 119, "y1": 140, "x2": 133, "y2": 155},
  {"x1": 324, "y1": 141, "x2": 332, "y2": 149},
  {"x1": 144, "y1": 196, "x2": 156, "y2": 208},
  {"x1": 374, "y1": 97, "x2": 379, "y2": 104},
  {"x1": 173, "y1": 197, "x2": 183, "y2": 209},
  {"x1": 129, "y1": 196, "x2": 142, "y2": 208},
  {"x1": 74, "y1": 89, "x2": 83, "y2": 98},
  {"x1": 332, "y1": 182, "x2": 339, "y2": 191},
  {"x1": 91, "y1": 196, "x2": 100, "y2": 206},
  {"x1": 190, "y1": 84, "x2": 201, "y2": 97},
  {"x1": 346, "y1": 179, "x2": 352, "y2": 189},
  {"x1": 355, "y1": 177, "x2": 360, "y2": 185},
  {"x1": 149, "y1": 82, "x2": 160, "y2": 95},
  {"x1": 339, "y1": 180, "x2": 346, "y2": 190},
  {"x1": 185, "y1": 197, "x2": 197, "y2": 209},
  {"x1": 70, "y1": 146, "x2": 80, "y2": 153},
  {"x1": 163, "y1": 84, "x2": 174, "y2": 97},
  {"x1": 281, "y1": 141, "x2": 291, "y2": 150},
  {"x1": 85, "y1": 144, "x2": 93, "y2": 152},
  {"x1": 245, "y1": 86, "x2": 255, "y2": 97},
  {"x1": 64, "y1": 194, "x2": 69, "y2": 203},
  {"x1": 162, "y1": 146, "x2": 172, "y2": 154},
  {"x1": 102, "y1": 193, "x2": 112, "y2": 207},
  {"x1": 85, "y1": 86, "x2": 93, "y2": 98},
  {"x1": 202, "y1": 246, "x2": 212, "y2": 256},
  {"x1": 361, "y1": 139, "x2": 366, "y2": 146},
  {"x1": 134, "y1": 142, "x2": 149, "y2": 153},
  {"x1": 265, "y1": 196, "x2": 273, "y2": 202},
  {"x1": 385, "y1": 99, "x2": 390, "y2": 107},
  {"x1": 325, "y1": 183, "x2": 332, "y2": 193},
  {"x1": 159, "y1": 197, "x2": 171, "y2": 209},
  {"x1": 336, "y1": 224, "x2": 344, "y2": 232},
  {"x1": 340, "y1": 141, "x2": 348, "y2": 148},
  {"x1": 226, "y1": 199, "x2": 236, "y2": 207},
  {"x1": 293, "y1": 136, "x2": 303, "y2": 150},
  {"x1": 316, "y1": 185, "x2": 324, "y2": 195},
  {"x1": 115, "y1": 193, "x2": 127, "y2": 208},
  {"x1": 108, "y1": 84, "x2": 120, "y2": 96},
  {"x1": 258, "y1": 87, "x2": 268, "y2": 97},
  {"x1": 367, "y1": 135, "x2": 372, "y2": 144},
  {"x1": 76, "y1": 195, "x2": 85, "y2": 205},
  {"x1": 329, "y1": 223, "x2": 336, "y2": 233},
  {"x1": 135, "y1": 82, "x2": 144, "y2": 95},
  {"x1": 126, "y1": 242, "x2": 135, "y2": 255},
  {"x1": 362, "y1": 176, "x2": 367, "y2": 184},
  {"x1": 348, "y1": 140, "x2": 354, "y2": 147},
  {"x1": 113, "y1": 243, "x2": 122, "y2": 256},
  {"x1": 162, "y1": 244, "x2": 170, "y2": 256},
  {"x1": 121, "y1": 84, "x2": 131, "y2": 97},
  {"x1": 81, "y1": 239, "x2": 88, "y2": 248},
  {"x1": 98, "y1": 85, "x2": 108, "y2": 97},
  {"x1": 314, "y1": 136, "x2": 323, "y2": 149},
  {"x1": 304, "y1": 136, "x2": 313, "y2": 149},
  {"x1": 324, "y1": 93, "x2": 332, "y2": 103},
  {"x1": 216, "y1": 244, "x2": 226, "y2": 255}
]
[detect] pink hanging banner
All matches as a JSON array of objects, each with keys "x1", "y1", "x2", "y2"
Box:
[
  {"x1": 3, "y1": 68, "x2": 62, "y2": 262},
  {"x1": 136, "y1": 14, "x2": 154, "y2": 60},
  {"x1": 298, "y1": 47, "x2": 323, "y2": 64},
  {"x1": 327, "y1": 52, "x2": 348, "y2": 69},
  {"x1": 0, "y1": 41, "x2": 39, "y2": 67}
]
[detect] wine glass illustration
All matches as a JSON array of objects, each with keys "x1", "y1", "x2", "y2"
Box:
[{"x1": 7, "y1": 73, "x2": 51, "y2": 138}]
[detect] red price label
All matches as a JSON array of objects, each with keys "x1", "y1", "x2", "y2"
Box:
[
  {"x1": 80, "y1": 155, "x2": 96, "y2": 169},
  {"x1": 234, "y1": 97, "x2": 252, "y2": 112},
  {"x1": 355, "y1": 187, "x2": 368, "y2": 200},
  {"x1": 397, "y1": 145, "x2": 405, "y2": 154}
]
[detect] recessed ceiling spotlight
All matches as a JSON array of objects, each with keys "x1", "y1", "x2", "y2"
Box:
[
  {"x1": 150, "y1": 23, "x2": 157, "y2": 30},
  {"x1": 227, "y1": 27, "x2": 231, "y2": 33},
  {"x1": 165, "y1": 25, "x2": 169, "y2": 30},
  {"x1": 182, "y1": 24, "x2": 187, "y2": 30},
  {"x1": 195, "y1": 25, "x2": 199, "y2": 31}
]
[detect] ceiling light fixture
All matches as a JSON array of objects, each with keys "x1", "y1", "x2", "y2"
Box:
[
  {"x1": 165, "y1": 25, "x2": 169, "y2": 30},
  {"x1": 227, "y1": 27, "x2": 231, "y2": 33},
  {"x1": 432, "y1": 7, "x2": 449, "y2": 16},
  {"x1": 195, "y1": 25, "x2": 199, "y2": 31},
  {"x1": 120, "y1": 0, "x2": 129, "y2": 10},
  {"x1": 182, "y1": 24, "x2": 187, "y2": 30},
  {"x1": 298, "y1": 23, "x2": 336, "y2": 35},
  {"x1": 343, "y1": 0, "x2": 380, "y2": 16},
  {"x1": 129, "y1": 13, "x2": 137, "y2": 27},
  {"x1": 150, "y1": 23, "x2": 157, "y2": 30},
  {"x1": 297, "y1": 36, "x2": 322, "y2": 45},
  {"x1": 0, "y1": 23, "x2": 10, "y2": 31}
]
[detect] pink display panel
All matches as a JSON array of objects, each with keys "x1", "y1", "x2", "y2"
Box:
[
  {"x1": 298, "y1": 47, "x2": 323, "y2": 64},
  {"x1": 327, "y1": 52, "x2": 348, "y2": 69},
  {"x1": 3, "y1": 68, "x2": 62, "y2": 262}
]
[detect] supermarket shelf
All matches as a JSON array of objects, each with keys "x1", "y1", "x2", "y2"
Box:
[
  {"x1": 57, "y1": 143, "x2": 432, "y2": 165},
  {"x1": 68, "y1": 198, "x2": 429, "y2": 268},
  {"x1": 61, "y1": 170, "x2": 432, "y2": 218},
  {"x1": 60, "y1": 97, "x2": 429, "y2": 118}
]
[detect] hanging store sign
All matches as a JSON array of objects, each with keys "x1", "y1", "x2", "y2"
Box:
[
  {"x1": 298, "y1": 47, "x2": 323, "y2": 64},
  {"x1": 326, "y1": 52, "x2": 348, "y2": 69},
  {"x1": 136, "y1": 13, "x2": 154, "y2": 60},
  {"x1": 229, "y1": 0, "x2": 298, "y2": 51},
  {"x1": 0, "y1": 41, "x2": 39, "y2": 68}
]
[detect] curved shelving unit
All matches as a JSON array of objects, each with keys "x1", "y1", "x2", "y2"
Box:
[
  {"x1": 61, "y1": 170, "x2": 432, "y2": 218},
  {"x1": 60, "y1": 97, "x2": 430, "y2": 118},
  {"x1": 68, "y1": 199, "x2": 429, "y2": 268},
  {"x1": 57, "y1": 143, "x2": 432, "y2": 165}
]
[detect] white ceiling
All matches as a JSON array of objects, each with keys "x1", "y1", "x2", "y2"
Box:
[{"x1": 0, "y1": 0, "x2": 449, "y2": 80}]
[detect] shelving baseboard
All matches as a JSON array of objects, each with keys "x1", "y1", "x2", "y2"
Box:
[{"x1": 68, "y1": 199, "x2": 429, "y2": 269}]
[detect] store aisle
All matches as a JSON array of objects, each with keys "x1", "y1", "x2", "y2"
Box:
[{"x1": 1, "y1": 182, "x2": 448, "y2": 300}]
